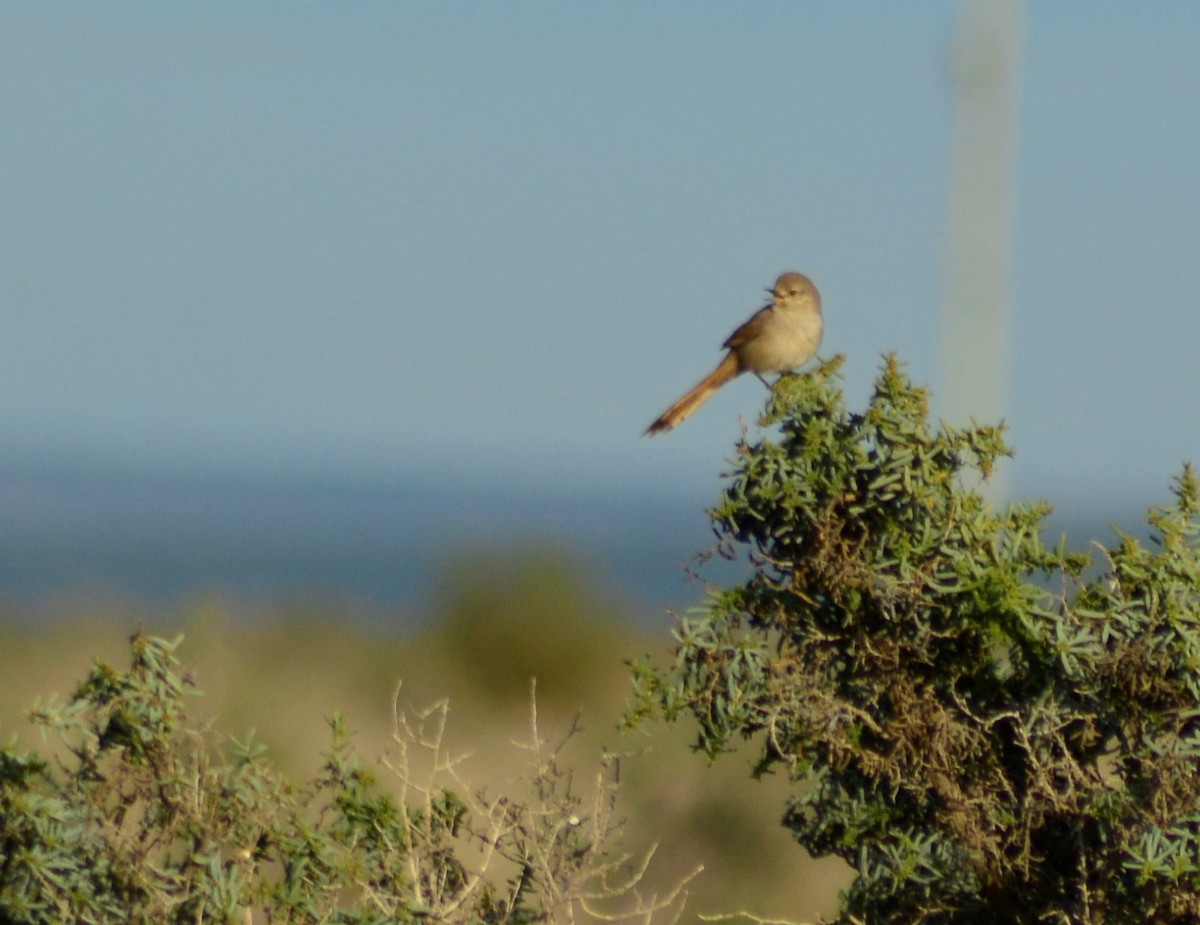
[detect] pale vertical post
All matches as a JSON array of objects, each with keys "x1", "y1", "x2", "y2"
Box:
[{"x1": 941, "y1": 0, "x2": 1024, "y2": 499}]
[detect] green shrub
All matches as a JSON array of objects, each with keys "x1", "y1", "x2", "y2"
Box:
[
  {"x1": 433, "y1": 551, "x2": 627, "y2": 705},
  {"x1": 630, "y1": 356, "x2": 1200, "y2": 923},
  {"x1": 0, "y1": 634, "x2": 693, "y2": 924}
]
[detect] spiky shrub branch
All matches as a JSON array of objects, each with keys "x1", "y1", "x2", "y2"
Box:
[
  {"x1": 630, "y1": 355, "x2": 1200, "y2": 924},
  {"x1": 0, "y1": 634, "x2": 695, "y2": 924}
]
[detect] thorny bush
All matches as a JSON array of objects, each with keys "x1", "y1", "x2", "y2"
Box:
[
  {"x1": 630, "y1": 355, "x2": 1200, "y2": 924},
  {"x1": 0, "y1": 634, "x2": 694, "y2": 924}
]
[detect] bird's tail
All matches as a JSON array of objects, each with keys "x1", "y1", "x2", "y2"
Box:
[{"x1": 644, "y1": 352, "x2": 740, "y2": 436}]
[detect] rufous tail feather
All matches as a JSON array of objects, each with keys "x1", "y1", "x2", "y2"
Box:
[{"x1": 644, "y1": 353, "x2": 740, "y2": 436}]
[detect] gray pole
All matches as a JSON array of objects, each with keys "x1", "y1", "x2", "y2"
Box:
[{"x1": 941, "y1": 0, "x2": 1024, "y2": 499}]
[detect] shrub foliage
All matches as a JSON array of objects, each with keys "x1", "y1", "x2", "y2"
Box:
[
  {"x1": 631, "y1": 356, "x2": 1200, "y2": 923},
  {"x1": 0, "y1": 635, "x2": 691, "y2": 924}
]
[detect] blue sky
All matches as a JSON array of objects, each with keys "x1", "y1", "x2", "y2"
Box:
[{"x1": 3, "y1": 3, "x2": 1199, "y2": 513}]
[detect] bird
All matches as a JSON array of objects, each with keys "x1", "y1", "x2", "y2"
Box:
[{"x1": 644, "y1": 271, "x2": 823, "y2": 435}]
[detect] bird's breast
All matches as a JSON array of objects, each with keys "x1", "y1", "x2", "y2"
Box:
[{"x1": 735, "y1": 309, "x2": 823, "y2": 374}]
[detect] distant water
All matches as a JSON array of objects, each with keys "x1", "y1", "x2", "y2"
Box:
[
  {"x1": 0, "y1": 463, "x2": 1156, "y2": 627},
  {"x1": 0, "y1": 463, "x2": 745, "y2": 625}
]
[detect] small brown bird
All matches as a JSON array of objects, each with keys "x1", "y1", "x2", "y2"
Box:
[{"x1": 645, "y1": 271, "x2": 823, "y2": 435}]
